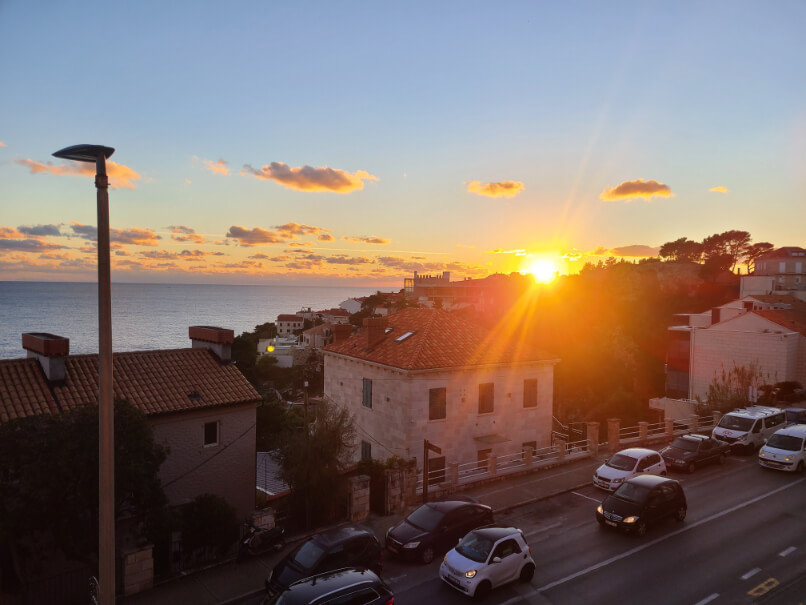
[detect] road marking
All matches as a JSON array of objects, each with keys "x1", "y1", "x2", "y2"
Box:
[
  {"x1": 779, "y1": 546, "x2": 797, "y2": 557},
  {"x1": 537, "y1": 476, "x2": 806, "y2": 592},
  {"x1": 571, "y1": 491, "x2": 602, "y2": 503},
  {"x1": 525, "y1": 521, "x2": 562, "y2": 537},
  {"x1": 748, "y1": 577, "x2": 779, "y2": 597},
  {"x1": 694, "y1": 593, "x2": 720, "y2": 605},
  {"x1": 741, "y1": 568, "x2": 761, "y2": 580},
  {"x1": 386, "y1": 574, "x2": 408, "y2": 583}
]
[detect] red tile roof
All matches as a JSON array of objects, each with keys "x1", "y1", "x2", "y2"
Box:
[
  {"x1": 752, "y1": 309, "x2": 806, "y2": 337},
  {"x1": 277, "y1": 314, "x2": 302, "y2": 322},
  {"x1": 0, "y1": 348, "x2": 260, "y2": 425},
  {"x1": 324, "y1": 307, "x2": 557, "y2": 371}
]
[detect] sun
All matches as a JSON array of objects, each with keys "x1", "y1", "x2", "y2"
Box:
[{"x1": 526, "y1": 258, "x2": 558, "y2": 284}]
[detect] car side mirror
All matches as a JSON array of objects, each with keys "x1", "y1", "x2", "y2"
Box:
[{"x1": 492, "y1": 556, "x2": 502, "y2": 564}]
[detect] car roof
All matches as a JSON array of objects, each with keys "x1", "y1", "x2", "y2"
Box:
[
  {"x1": 285, "y1": 568, "x2": 385, "y2": 603},
  {"x1": 625, "y1": 474, "x2": 677, "y2": 488},
  {"x1": 773, "y1": 424, "x2": 806, "y2": 437},
  {"x1": 311, "y1": 524, "x2": 375, "y2": 547},
  {"x1": 725, "y1": 406, "x2": 783, "y2": 419},
  {"x1": 680, "y1": 434, "x2": 708, "y2": 442},
  {"x1": 423, "y1": 500, "x2": 487, "y2": 513},
  {"x1": 468, "y1": 526, "x2": 522, "y2": 541},
  {"x1": 614, "y1": 447, "x2": 658, "y2": 457}
]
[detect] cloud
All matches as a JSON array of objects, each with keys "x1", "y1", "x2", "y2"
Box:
[
  {"x1": 326, "y1": 255, "x2": 374, "y2": 265},
  {"x1": 376, "y1": 256, "x2": 445, "y2": 273},
  {"x1": 610, "y1": 244, "x2": 659, "y2": 258},
  {"x1": 288, "y1": 242, "x2": 313, "y2": 248},
  {"x1": 342, "y1": 235, "x2": 391, "y2": 245},
  {"x1": 17, "y1": 224, "x2": 61, "y2": 237},
  {"x1": 467, "y1": 180, "x2": 525, "y2": 198},
  {"x1": 0, "y1": 227, "x2": 25, "y2": 239},
  {"x1": 486, "y1": 248, "x2": 527, "y2": 256},
  {"x1": 600, "y1": 179, "x2": 672, "y2": 201},
  {"x1": 249, "y1": 253, "x2": 270, "y2": 260},
  {"x1": 169, "y1": 225, "x2": 205, "y2": 244},
  {"x1": 203, "y1": 158, "x2": 229, "y2": 175},
  {"x1": 560, "y1": 250, "x2": 582, "y2": 262},
  {"x1": 709, "y1": 186, "x2": 729, "y2": 194},
  {"x1": 318, "y1": 233, "x2": 335, "y2": 242},
  {"x1": 241, "y1": 161, "x2": 378, "y2": 193},
  {"x1": 0, "y1": 142, "x2": 5, "y2": 147},
  {"x1": 0, "y1": 239, "x2": 65, "y2": 252},
  {"x1": 226, "y1": 225, "x2": 285, "y2": 246},
  {"x1": 275, "y1": 222, "x2": 332, "y2": 239},
  {"x1": 16, "y1": 158, "x2": 142, "y2": 189},
  {"x1": 140, "y1": 250, "x2": 178, "y2": 260},
  {"x1": 70, "y1": 223, "x2": 97, "y2": 240},
  {"x1": 590, "y1": 246, "x2": 609, "y2": 256},
  {"x1": 112, "y1": 228, "x2": 160, "y2": 246}
]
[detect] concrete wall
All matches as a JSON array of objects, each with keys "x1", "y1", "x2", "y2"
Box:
[
  {"x1": 149, "y1": 403, "x2": 256, "y2": 520},
  {"x1": 324, "y1": 353, "x2": 555, "y2": 469}
]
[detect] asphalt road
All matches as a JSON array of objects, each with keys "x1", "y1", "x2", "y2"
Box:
[{"x1": 383, "y1": 454, "x2": 806, "y2": 605}]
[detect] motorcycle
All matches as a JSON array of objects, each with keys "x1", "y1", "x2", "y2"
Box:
[{"x1": 237, "y1": 524, "x2": 285, "y2": 561}]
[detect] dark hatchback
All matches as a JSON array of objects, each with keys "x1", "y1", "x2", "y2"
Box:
[
  {"x1": 265, "y1": 525, "x2": 381, "y2": 600},
  {"x1": 271, "y1": 568, "x2": 393, "y2": 605},
  {"x1": 596, "y1": 474, "x2": 687, "y2": 536},
  {"x1": 385, "y1": 500, "x2": 493, "y2": 564},
  {"x1": 660, "y1": 434, "x2": 730, "y2": 473}
]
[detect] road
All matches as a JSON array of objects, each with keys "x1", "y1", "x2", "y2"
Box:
[{"x1": 384, "y1": 455, "x2": 806, "y2": 605}]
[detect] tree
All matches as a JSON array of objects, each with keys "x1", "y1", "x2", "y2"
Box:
[
  {"x1": 180, "y1": 494, "x2": 238, "y2": 559},
  {"x1": 271, "y1": 400, "x2": 356, "y2": 528},
  {"x1": 744, "y1": 242, "x2": 774, "y2": 273},
  {"x1": 659, "y1": 237, "x2": 702, "y2": 263},
  {"x1": 0, "y1": 400, "x2": 168, "y2": 561}
]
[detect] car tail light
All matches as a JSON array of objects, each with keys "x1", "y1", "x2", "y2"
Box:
[{"x1": 383, "y1": 597, "x2": 394, "y2": 605}]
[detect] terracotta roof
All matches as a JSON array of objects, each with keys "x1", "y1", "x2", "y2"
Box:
[
  {"x1": 324, "y1": 307, "x2": 557, "y2": 371},
  {"x1": 0, "y1": 348, "x2": 260, "y2": 425},
  {"x1": 277, "y1": 314, "x2": 302, "y2": 322},
  {"x1": 757, "y1": 247, "x2": 806, "y2": 260},
  {"x1": 318, "y1": 308, "x2": 350, "y2": 316},
  {"x1": 752, "y1": 309, "x2": 806, "y2": 337}
]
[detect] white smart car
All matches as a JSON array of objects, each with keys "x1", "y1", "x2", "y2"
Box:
[
  {"x1": 440, "y1": 527, "x2": 535, "y2": 599},
  {"x1": 593, "y1": 447, "x2": 666, "y2": 491}
]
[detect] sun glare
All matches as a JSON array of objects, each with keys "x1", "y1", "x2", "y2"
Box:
[{"x1": 526, "y1": 258, "x2": 558, "y2": 284}]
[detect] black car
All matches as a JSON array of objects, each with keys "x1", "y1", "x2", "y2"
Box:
[
  {"x1": 660, "y1": 434, "x2": 730, "y2": 473},
  {"x1": 265, "y1": 525, "x2": 382, "y2": 600},
  {"x1": 596, "y1": 474, "x2": 687, "y2": 537},
  {"x1": 272, "y1": 568, "x2": 393, "y2": 605},
  {"x1": 385, "y1": 500, "x2": 494, "y2": 564}
]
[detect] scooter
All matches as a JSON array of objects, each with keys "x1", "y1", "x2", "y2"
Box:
[{"x1": 237, "y1": 524, "x2": 285, "y2": 561}]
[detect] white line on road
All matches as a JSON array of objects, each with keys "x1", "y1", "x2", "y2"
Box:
[
  {"x1": 525, "y1": 521, "x2": 562, "y2": 538},
  {"x1": 693, "y1": 593, "x2": 720, "y2": 605},
  {"x1": 741, "y1": 568, "x2": 761, "y2": 580},
  {"x1": 386, "y1": 574, "x2": 408, "y2": 583},
  {"x1": 572, "y1": 491, "x2": 602, "y2": 503},
  {"x1": 537, "y1": 476, "x2": 806, "y2": 592},
  {"x1": 779, "y1": 546, "x2": 797, "y2": 557}
]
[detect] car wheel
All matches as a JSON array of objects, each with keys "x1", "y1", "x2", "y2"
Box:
[
  {"x1": 675, "y1": 506, "x2": 687, "y2": 522},
  {"x1": 635, "y1": 521, "x2": 648, "y2": 537},
  {"x1": 718, "y1": 453, "x2": 726, "y2": 465},
  {"x1": 474, "y1": 580, "x2": 492, "y2": 600},
  {"x1": 420, "y1": 545, "x2": 435, "y2": 565},
  {"x1": 687, "y1": 462, "x2": 696, "y2": 474},
  {"x1": 520, "y1": 563, "x2": 535, "y2": 582},
  {"x1": 797, "y1": 461, "x2": 804, "y2": 473}
]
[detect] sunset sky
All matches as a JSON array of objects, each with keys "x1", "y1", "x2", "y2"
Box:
[{"x1": 1, "y1": 2, "x2": 804, "y2": 286}]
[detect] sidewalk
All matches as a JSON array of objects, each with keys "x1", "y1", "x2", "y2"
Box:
[{"x1": 122, "y1": 454, "x2": 606, "y2": 605}]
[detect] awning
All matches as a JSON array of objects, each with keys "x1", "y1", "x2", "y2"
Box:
[{"x1": 473, "y1": 434, "x2": 510, "y2": 445}]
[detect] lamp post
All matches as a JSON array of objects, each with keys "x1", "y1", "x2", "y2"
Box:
[{"x1": 53, "y1": 144, "x2": 116, "y2": 604}]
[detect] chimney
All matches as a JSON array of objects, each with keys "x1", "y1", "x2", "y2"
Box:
[
  {"x1": 332, "y1": 323, "x2": 353, "y2": 344},
  {"x1": 22, "y1": 332, "x2": 69, "y2": 382},
  {"x1": 189, "y1": 326, "x2": 234, "y2": 362},
  {"x1": 363, "y1": 317, "x2": 388, "y2": 349}
]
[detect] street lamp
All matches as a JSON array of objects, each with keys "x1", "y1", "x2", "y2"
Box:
[{"x1": 53, "y1": 144, "x2": 116, "y2": 604}]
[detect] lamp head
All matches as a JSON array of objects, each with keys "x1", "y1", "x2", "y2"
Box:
[{"x1": 53, "y1": 144, "x2": 115, "y2": 163}]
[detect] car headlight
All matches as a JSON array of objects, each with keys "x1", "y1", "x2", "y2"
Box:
[
  {"x1": 785, "y1": 457, "x2": 792, "y2": 462},
  {"x1": 611, "y1": 477, "x2": 624, "y2": 484},
  {"x1": 465, "y1": 569, "x2": 477, "y2": 578},
  {"x1": 597, "y1": 505, "x2": 603, "y2": 514},
  {"x1": 759, "y1": 451, "x2": 766, "y2": 457},
  {"x1": 623, "y1": 516, "x2": 638, "y2": 524},
  {"x1": 403, "y1": 541, "x2": 420, "y2": 549}
]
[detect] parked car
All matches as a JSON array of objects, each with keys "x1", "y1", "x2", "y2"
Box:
[
  {"x1": 265, "y1": 525, "x2": 381, "y2": 600},
  {"x1": 784, "y1": 407, "x2": 806, "y2": 426},
  {"x1": 592, "y1": 447, "x2": 666, "y2": 491},
  {"x1": 660, "y1": 434, "x2": 730, "y2": 473},
  {"x1": 270, "y1": 568, "x2": 393, "y2": 605},
  {"x1": 440, "y1": 526, "x2": 535, "y2": 599},
  {"x1": 596, "y1": 474, "x2": 687, "y2": 537},
  {"x1": 712, "y1": 406, "x2": 785, "y2": 453},
  {"x1": 385, "y1": 500, "x2": 493, "y2": 564},
  {"x1": 759, "y1": 424, "x2": 806, "y2": 472}
]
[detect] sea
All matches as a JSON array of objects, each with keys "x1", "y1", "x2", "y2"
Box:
[{"x1": 0, "y1": 281, "x2": 386, "y2": 360}]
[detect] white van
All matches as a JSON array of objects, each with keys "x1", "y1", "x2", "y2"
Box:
[
  {"x1": 759, "y1": 424, "x2": 806, "y2": 472},
  {"x1": 712, "y1": 406, "x2": 786, "y2": 453}
]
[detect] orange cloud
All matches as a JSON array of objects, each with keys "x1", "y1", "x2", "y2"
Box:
[
  {"x1": 318, "y1": 233, "x2": 334, "y2": 242},
  {"x1": 15, "y1": 158, "x2": 141, "y2": 189},
  {"x1": 226, "y1": 225, "x2": 286, "y2": 246},
  {"x1": 610, "y1": 244, "x2": 659, "y2": 257},
  {"x1": 600, "y1": 179, "x2": 672, "y2": 201},
  {"x1": 342, "y1": 235, "x2": 390, "y2": 245},
  {"x1": 204, "y1": 158, "x2": 229, "y2": 175},
  {"x1": 0, "y1": 141, "x2": 6, "y2": 147},
  {"x1": 241, "y1": 162, "x2": 378, "y2": 193},
  {"x1": 0, "y1": 227, "x2": 25, "y2": 239},
  {"x1": 709, "y1": 186, "x2": 729, "y2": 193},
  {"x1": 275, "y1": 223, "x2": 332, "y2": 239},
  {"x1": 169, "y1": 225, "x2": 205, "y2": 244},
  {"x1": 112, "y1": 228, "x2": 160, "y2": 246},
  {"x1": 467, "y1": 180, "x2": 525, "y2": 198}
]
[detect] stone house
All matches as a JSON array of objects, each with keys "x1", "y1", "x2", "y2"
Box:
[
  {"x1": 741, "y1": 247, "x2": 806, "y2": 299},
  {"x1": 323, "y1": 308, "x2": 559, "y2": 471},
  {"x1": 0, "y1": 326, "x2": 260, "y2": 520},
  {"x1": 276, "y1": 314, "x2": 304, "y2": 337}
]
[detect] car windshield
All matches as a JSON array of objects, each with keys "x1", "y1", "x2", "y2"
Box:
[
  {"x1": 455, "y1": 531, "x2": 494, "y2": 563},
  {"x1": 289, "y1": 539, "x2": 325, "y2": 570},
  {"x1": 406, "y1": 503, "x2": 444, "y2": 531},
  {"x1": 606, "y1": 453, "x2": 637, "y2": 471},
  {"x1": 670, "y1": 438, "x2": 698, "y2": 452},
  {"x1": 766, "y1": 434, "x2": 803, "y2": 452},
  {"x1": 612, "y1": 482, "x2": 651, "y2": 504},
  {"x1": 718, "y1": 415, "x2": 754, "y2": 431}
]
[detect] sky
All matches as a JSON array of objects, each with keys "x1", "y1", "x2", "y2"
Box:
[{"x1": 1, "y1": 1, "x2": 804, "y2": 287}]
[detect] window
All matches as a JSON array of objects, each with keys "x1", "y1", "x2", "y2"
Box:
[
  {"x1": 492, "y1": 538, "x2": 521, "y2": 559},
  {"x1": 429, "y1": 387, "x2": 447, "y2": 420},
  {"x1": 362, "y1": 378, "x2": 372, "y2": 408},
  {"x1": 780, "y1": 261, "x2": 787, "y2": 273},
  {"x1": 523, "y1": 378, "x2": 538, "y2": 408},
  {"x1": 203, "y1": 421, "x2": 219, "y2": 447},
  {"x1": 361, "y1": 440, "x2": 372, "y2": 461},
  {"x1": 478, "y1": 383, "x2": 494, "y2": 414}
]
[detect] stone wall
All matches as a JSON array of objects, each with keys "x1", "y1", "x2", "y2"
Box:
[
  {"x1": 348, "y1": 475, "x2": 370, "y2": 522},
  {"x1": 122, "y1": 545, "x2": 153, "y2": 596}
]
